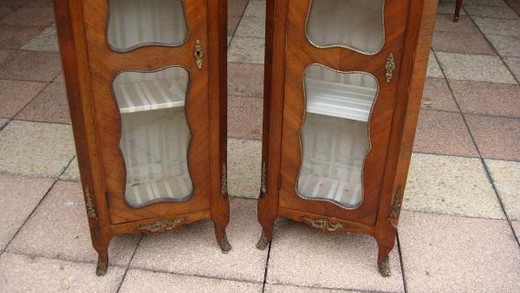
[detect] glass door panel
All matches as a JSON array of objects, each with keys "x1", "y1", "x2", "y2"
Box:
[
  {"x1": 113, "y1": 68, "x2": 193, "y2": 208},
  {"x1": 108, "y1": 0, "x2": 188, "y2": 51},
  {"x1": 306, "y1": 0, "x2": 384, "y2": 54},
  {"x1": 297, "y1": 65, "x2": 378, "y2": 208}
]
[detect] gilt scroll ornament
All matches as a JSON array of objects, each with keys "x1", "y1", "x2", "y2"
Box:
[
  {"x1": 302, "y1": 217, "x2": 345, "y2": 232},
  {"x1": 137, "y1": 217, "x2": 185, "y2": 233}
]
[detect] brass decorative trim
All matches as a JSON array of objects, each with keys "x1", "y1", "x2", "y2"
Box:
[
  {"x1": 385, "y1": 53, "x2": 395, "y2": 83},
  {"x1": 84, "y1": 188, "x2": 97, "y2": 219},
  {"x1": 256, "y1": 231, "x2": 269, "y2": 250},
  {"x1": 194, "y1": 39, "x2": 203, "y2": 69},
  {"x1": 260, "y1": 161, "x2": 267, "y2": 196},
  {"x1": 221, "y1": 165, "x2": 228, "y2": 196},
  {"x1": 389, "y1": 186, "x2": 402, "y2": 227},
  {"x1": 218, "y1": 233, "x2": 232, "y2": 253},
  {"x1": 302, "y1": 216, "x2": 344, "y2": 232},
  {"x1": 137, "y1": 217, "x2": 185, "y2": 233},
  {"x1": 379, "y1": 255, "x2": 391, "y2": 277}
]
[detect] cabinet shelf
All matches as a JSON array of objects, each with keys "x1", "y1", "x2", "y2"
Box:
[
  {"x1": 306, "y1": 79, "x2": 377, "y2": 122},
  {"x1": 114, "y1": 79, "x2": 187, "y2": 114}
]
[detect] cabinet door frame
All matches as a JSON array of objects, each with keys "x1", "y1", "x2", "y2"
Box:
[
  {"x1": 278, "y1": 0, "x2": 410, "y2": 225},
  {"x1": 81, "y1": 0, "x2": 216, "y2": 224}
]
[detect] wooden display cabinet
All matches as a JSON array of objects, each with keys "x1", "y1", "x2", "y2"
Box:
[
  {"x1": 257, "y1": 0, "x2": 439, "y2": 276},
  {"x1": 53, "y1": 0, "x2": 230, "y2": 275}
]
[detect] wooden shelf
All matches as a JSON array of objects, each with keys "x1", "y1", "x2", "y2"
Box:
[{"x1": 306, "y1": 79, "x2": 377, "y2": 122}]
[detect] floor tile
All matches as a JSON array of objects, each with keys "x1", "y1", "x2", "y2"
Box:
[
  {"x1": 0, "y1": 50, "x2": 62, "y2": 81},
  {"x1": 228, "y1": 0, "x2": 249, "y2": 17},
  {"x1": 472, "y1": 17, "x2": 520, "y2": 37},
  {"x1": 503, "y1": 56, "x2": 520, "y2": 81},
  {"x1": 0, "y1": 80, "x2": 46, "y2": 119},
  {"x1": 434, "y1": 15, "x2": 481, "y2": 34},
  {"x1": 436, "y1": 52, "x2": 517, "y2": 84},
  {"x1": 265, "y1": 284, "x2": 359, "y2": 293},
  {"x1": 228, "y1": 16, "x2": 241, "y2": 36},
  {"x1": 60, "y1": 157, "x2": 80, "y2": 181},
  {"x1": 427, "y1": 51, "x2": 444, "y2": 78},
  {"x1": 228, "y1": 37, "x2": 265, "y2": 64},
  {"x1": 1, "y1": 6, "x2": 54, "y2": 27},
  {"x1": 0, "y1": 119, "x2": 7, "y2": 129},
  {"x1": 0, "y1": 174, "x2": 54, "y2": 250},
  {"x1": 0, "y1": 121, "x2": 75, "y2": 177},
  {"x1": 487, "y1": 35, "x2": 520, "y2": 57},
  {"x1": 458, "y1": 0, "x2": 507, "y2": 5},
  {"x1": 130, "y1": 199, "x2": 268, "y2": 282},
  {"x1": 0, "y1": 253, "x2": 125, "y2": 293},
  {"x1": 228, "y1": 62, "x2": 264, "y2": 97},
  {"x1": 414, "y1": 110, "x2": 478, "y2": 157},
  {"x1": 432, "y1": 31, "x2": 496, "y2": 55},
  {"x1": 512, "y1": 221, "x2": 520, "y2": 240},
  {"x1": 20, "y1": 24, "x2": 58, "y2": 52},
  {"x1": 228, "y1": 95, "x2": 263, "y2": 140},
  {"x1": 485, "y1": 159, "x2": 520, "y2": 221},
  {"x1": 228, "y1": 138, "x2": 261, "y2": 198},
  {"x1": 403, "y1": 153, "x2": 504, "y2": 219},
  {"x1": 119, "y1": 269, "x2": 262, "y2": 293},
  {"x1": 421, "y1": 77, "x2": 459, "y2": 112},
  {"x1": 235, "y1": 17, "x2": 265, "y2": 38},
  {"x1": 449, "y1": 80, "x2": 520, "y2": 117},
  {"x1": 267, "y1": 220, "x2": 404, "y2": 292},
  {"x1": 244, "y1": 0, "x2": 266, "y2": 18},
  {"x1": 15, "y1": 82, "x2": 70, "y2": 124},
  {"x1": 0, "y1": 49, "x2": 15, "y2": 64},
  {"x1": 465, "y1": 114, "x2": 520, "y2": 160},
  {"x1": 464, "y1": 4, "x2": 519, "y2": 19},
  {"x1": 7, "y1": 181, "x2": 141, "y2": 266},
  {"x1": 399, "y1": 211, "x2": 520, "y2": 293},
  {"x1": 0, "y1": 24, "x2": 41, "y2": 49}
]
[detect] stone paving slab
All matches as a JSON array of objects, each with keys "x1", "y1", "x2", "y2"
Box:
[
  {"x1": 7, "y1": 181, "x2": 141, "y2": 267},
  {"x1": 0, "y1": 174, "x2": 54, "y2": 251},
  {"x1": 0, "y1": 121, "x2": 76, "y2": 178},
  {"x1": 399, "y1": 211, "x2": 520, "y2": 293},
  {"x1": 266, "y1": 219, "x2": 404, "y2": 292},
  {"x1": 404, "y1": 153, "x2": 505, "y2": 219},
  {"x1": 130, "y1": 199, "x2": 268, "y2": 282},
  {"x1": 485, "y1": 159, "x2": 520, "y2": 221},
  {"x1": 119, "y1": 269, "x2": 262, "y2": 293},
  {"x1": 0, "y1": 253, "x2": 125, "y2": 293}
]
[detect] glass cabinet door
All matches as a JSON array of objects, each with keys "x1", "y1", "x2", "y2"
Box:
[
  {"x1": 298, "y1": 65, "x2": 378, "y2": 208},
  {"x1": 106, "y1": 0, "x2": 194, "y2": 208},
  {"x1": 296, "y1": 0, "x2": 385, "y2": 208}
]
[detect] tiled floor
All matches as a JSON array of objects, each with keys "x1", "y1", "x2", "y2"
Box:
[{"x1": 0, "y1": 0, "x2": 519, "y2": 292}]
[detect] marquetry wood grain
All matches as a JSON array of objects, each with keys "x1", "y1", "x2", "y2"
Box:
[
  {"x1": 259, "y1": 0, "x2": 439, "y2": 272},
  {"x1": 54, "y1": 0, "x2": 229, "y2": 275}
]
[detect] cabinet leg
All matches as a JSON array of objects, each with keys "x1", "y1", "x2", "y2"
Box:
[
  {"x1": 377, "y1": 245, "x2": 392, "y2": 277},
  {"x1": 454, "y1": 0, "x2": 463, "y2": 22},
  {"x1": 256, "y1": 222, "x2": 274, "y2": 251},
  {"x1": 214, "y1": 223, "x2": 232, "y2": 254},
  {"x1": 95, "y1": 249, "x2": 109, "y2": 276}
]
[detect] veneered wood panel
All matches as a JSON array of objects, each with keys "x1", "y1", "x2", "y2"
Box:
[{"x1": 279, "y1": 0, "x2": 411, "y2": 225}]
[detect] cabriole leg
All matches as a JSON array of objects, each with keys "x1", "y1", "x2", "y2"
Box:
[
  {"x1": 95, "y1": 248, "x2": 109, "y2": 276},
  {"x1": 213, "y1": 222, "x2": 232, "y2": 254},
  {"x1": 377, "y1": 245, "x2": 392, "y2": 277}
]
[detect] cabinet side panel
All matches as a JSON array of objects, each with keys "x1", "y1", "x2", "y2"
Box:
[
  {"x1": 53, "y1": 0, "x2": 112, "y2": 246},
  {"x1": 257, "y1": 0, "x2": 290, "y2": 233},
  {"x1": 375, "y1": 0, "x2": 439, "y2": 243},
  {"x1": 208, "y1": 0, "x2": 230, "y2": 228}
]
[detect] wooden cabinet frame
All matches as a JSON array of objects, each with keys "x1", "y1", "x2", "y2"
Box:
[
  {"x1": 53, "y1": 0, "x2": 229, "y2": 276},
  {"x1": 257, "y1": 0, "x2": 439, "y2": 276}
]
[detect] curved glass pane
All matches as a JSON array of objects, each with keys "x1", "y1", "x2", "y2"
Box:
[
  {"x1": 113, "y1": 67, "x2": 193, "y2": 207},
  {"x1": 298, "y1": 65, "x2": 378, "y2": 208},
  {"x1": 108, "y1": 0, "x2": 188, "y2": 51},
  {"x1": 306, "y1": 0, "x2": 384, "y2": 54}
]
